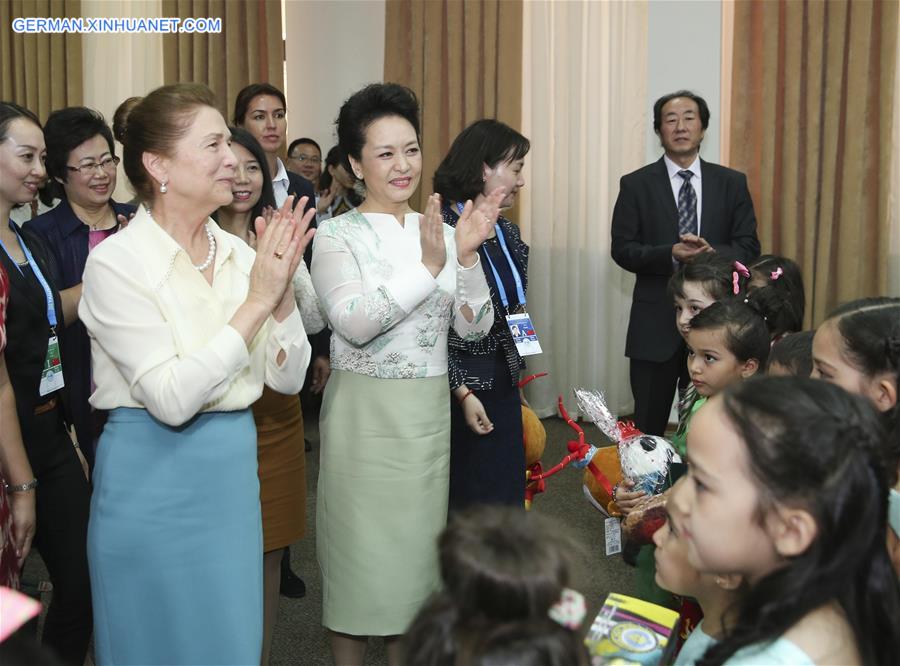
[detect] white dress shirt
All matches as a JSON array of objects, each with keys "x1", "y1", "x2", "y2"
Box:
[
  {"x1": 272, "y1": 157, "x2": 290, "y2": 208},
  {"x1": 80, "y1": 206, "x2": 311, "y2": 426},
  {"x1": 664, "y1": 154, "x2": 703, "y2": 235}
]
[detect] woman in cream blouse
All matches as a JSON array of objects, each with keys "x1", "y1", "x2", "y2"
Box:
[
  {"x1": 311, "y1": 83, "x2": 501, "y2": 666},
  {"x1": 79, "y1": 84, "x2": 313, "y2": 665}
]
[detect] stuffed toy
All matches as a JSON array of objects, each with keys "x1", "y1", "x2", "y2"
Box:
[
  {"x1": 522, "y1": 400, "x2": 546, "y2": 468},
  {"x1": 524, "y1": 388, "x2": 617, "y2": 509},
  {"x1": 582, "y1": 447, "x2": 624, "y2": 517}
]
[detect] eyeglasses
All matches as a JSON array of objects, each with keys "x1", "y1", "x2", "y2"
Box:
[
  {"x1": 290, "y1": 153, "x2": 321, "y2": 164},
  {"x1": 66, "y1": 156, "x2": 120, "y2": 176}
]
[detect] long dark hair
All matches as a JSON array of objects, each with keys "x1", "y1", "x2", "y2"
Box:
[
  {"x1": 749, "y1": 254, "x2": 805, "y2": 333},
  {"x1": 212, "y1": 127, "x2": 275, "y2": 233},
  {"x1": 404, "y1": 507, "x2": 579, "y2": 666},
  {"x1": 823, "y1": 297, "x2": 900, "y2": 480},
  {"x1": 698, "y1": 377, "x2": 900, "y2": 665}
]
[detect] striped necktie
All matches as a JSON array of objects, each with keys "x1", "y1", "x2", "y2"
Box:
[{"x1": 677, "y1": 170, "x2": 698, "y2": 236}]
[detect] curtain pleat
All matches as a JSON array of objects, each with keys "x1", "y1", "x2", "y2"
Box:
[
  {"x1": 161, "y1": 0, "x2": 283, "y2": 121},
  {"x1": 518, "y1": 0, "x2": 648, "y2": 417},
  {"x1": 730, "y1": 0, "x2": 897, "y2": 325},
  {"x1": 0, "y1": 0, "x2": 83, "y2": 120},
  {"x1": 383, "y1": 0, "x2": 523, "y2": 216}
]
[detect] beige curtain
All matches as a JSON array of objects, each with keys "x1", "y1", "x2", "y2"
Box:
[
  {"x1": 519, "y1": 0, "x2": 648, "y2": 418},
  {"x1": 383, "y1": 0, "x2": 523, "y2": 215},
  {"x1": 0, "y1": 0, "x2": 83, "y2": 119},
  {"x1": 889, "y1": 7, "x2": 900, "y2": 298},
  {"x1": 730, "y1": 0, "x2": 898, "y2": 325},
  {"x1": 161, "y1": 0, "x2": 283, "y2": 120}
]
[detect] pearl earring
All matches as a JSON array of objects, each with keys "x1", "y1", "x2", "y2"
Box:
[{"x1": 160, "y1": 181, "x2": 168, "y2": 194}]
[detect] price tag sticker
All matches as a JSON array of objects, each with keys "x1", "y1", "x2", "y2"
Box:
[{"x1": 604, "y1": 517, "x2": 622, "y2": 556}]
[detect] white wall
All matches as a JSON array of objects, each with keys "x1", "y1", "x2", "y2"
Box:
[
  {"x1": 645, "y1": 0, "x2": 722, "y2": 165},
  {"x1": 283, "y1": 0, "x2": 386, "y2": 155}
]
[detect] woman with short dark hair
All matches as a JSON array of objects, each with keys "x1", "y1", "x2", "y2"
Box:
[
  {"x1": 311, "y1": 83, "x2": 500, "y2": 665},
  {"x1": 81, "y1": 83, "x2": 314, "y2": 664},
  {"x1": 27, "y1": 107, "x2": 136, "y2": 466},
  {"x1": 433, "y1": 118, "x2": 532, "y2": 510}
]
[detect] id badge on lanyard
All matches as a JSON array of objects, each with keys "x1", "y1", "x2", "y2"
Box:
[
  {"x1": 506, "y1": 312, "x2": 542, "y2": 356},
  {"x1": 40, "y1": 331, "x2": 65, "y2": 395},
  {"x1": 460, "y1": 203, "x2": 542, "y2": 357},
  {"x1": 1, "y1": 223, "x2": 65, "y2": 394}
]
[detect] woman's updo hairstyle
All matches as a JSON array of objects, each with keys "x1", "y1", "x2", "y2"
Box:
[
  {"x1": 336, "y1": 83, "x2": 420, "y2": 165},
  {"x1": 123, "y1": 83, "x2": 217, "y2": 203},
  {"x1": 112, "y1": 96, "x2": 142, "y2": 144}
]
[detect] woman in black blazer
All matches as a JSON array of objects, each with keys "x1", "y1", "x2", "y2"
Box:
[
  {"x1": 0, "y1": 102, "x2": 91, "y2": 665},
  {"x1": 434, "y1": 120, "x2": 532, "y2": 510}
]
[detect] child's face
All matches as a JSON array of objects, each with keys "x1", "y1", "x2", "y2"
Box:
[
  {"x1": 653, "y1": 482, "x2": 706, "y2": 596},
  {"x1": 674, "y1": 281, "x2": 717, "y2": 338},
  {"x1": 812, "y1": 320, "x2": 897, "y2": 413},
  {"x1": 686, "y1": 327, "x2": 757, "y2": 397},
  {"x1": 671, "y1": 397, "x2": 781, "y2": 582}
]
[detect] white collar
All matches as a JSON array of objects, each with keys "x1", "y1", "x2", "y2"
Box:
[
  {"x1": 664, "y1": 154, "x2": 701, "y2": 181},
  {"x1": 126, "y1": 206, "x2": 237, "y2": 288},
  {"x1": 273, "y1": 157, "x2": 289, "y2": 185}
]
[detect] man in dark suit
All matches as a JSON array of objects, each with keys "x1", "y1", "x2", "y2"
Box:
[{"x1": 611, "y1": 90, "x2": 760, "y2": 437}]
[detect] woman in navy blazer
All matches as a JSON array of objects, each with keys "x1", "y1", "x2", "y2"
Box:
[
  {"x1": 434, "y1": 120, "x2": 531, "y2": 510},
  {"x1": 27, "y1": 107, "x2": 135, "y2": 468}
]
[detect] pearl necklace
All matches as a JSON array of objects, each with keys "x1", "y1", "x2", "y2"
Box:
[{"x1": 145, "y1": 204, "x2": 216, "y2": 271}]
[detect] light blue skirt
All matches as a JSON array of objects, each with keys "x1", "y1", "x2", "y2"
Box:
[{"x1": 88, "y1": 408, "x2": 262, "y2": 665}]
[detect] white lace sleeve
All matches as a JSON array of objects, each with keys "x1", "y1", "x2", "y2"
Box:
[
  {"x1": 291, "y1": 259, "x2": 326, "y2": 335},
  {"x1": 311, "y1": 226, "x2": 437, "y2": 347},
  {"x1": 451, "y1": 255, "x2": 494, "y2": 341}
]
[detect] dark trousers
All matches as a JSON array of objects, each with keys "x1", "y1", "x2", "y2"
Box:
[
  {"x1": 629, "y1": 344, "x2": 689, "y2": 436},
  {"x1": 24, "y1": 407, "x2": 92, "y2": 666}
]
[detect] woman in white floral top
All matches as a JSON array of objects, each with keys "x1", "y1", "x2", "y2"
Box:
[{"x1": 311, "y1": 83, "x2": 501, "y2": 666}]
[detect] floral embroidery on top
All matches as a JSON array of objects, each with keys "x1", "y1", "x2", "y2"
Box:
[{"x1": 311, "y1": 208, "x2": 494, "y2": 379}]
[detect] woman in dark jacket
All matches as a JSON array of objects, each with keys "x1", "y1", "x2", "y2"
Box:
[
  {"x1": 26, "y1": 107, "x2": 135, "y2": 467},
  {"x1": 0, "y1": 101, "x2": 92, "y2": 666},
  {"x1": 433, "y1": 119, "x2": 531, "y2": 510}
]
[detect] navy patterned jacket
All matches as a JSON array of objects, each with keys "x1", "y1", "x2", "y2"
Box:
[{"x1": 442, "y1": 204, "x2": 529, "y2": 391}]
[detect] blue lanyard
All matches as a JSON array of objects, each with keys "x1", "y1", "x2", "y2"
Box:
[
  {"x1": 1, "y1": 221, "x2": 58, "y2": 329},
  {"x1": 456, "y1": 203, "x2": 526, "y2": 310}
]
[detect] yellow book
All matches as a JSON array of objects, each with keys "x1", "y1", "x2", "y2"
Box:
[{"x1": 585, "y1": 592, "x2": 681, "y2": 665}]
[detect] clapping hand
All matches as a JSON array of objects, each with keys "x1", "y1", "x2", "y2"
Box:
[
  {"x1": 672, "y1": 233, "x2": 713, "y2": 263},
  {"x1": 420, "y1": 193, "x2": 447, "y2": 278},
  {"x1": 455, "y1": 186, "x2": 506, "y2": 267},
  {"x1": 248, "y1": 195, "x2": 316, "y2": 321}
]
